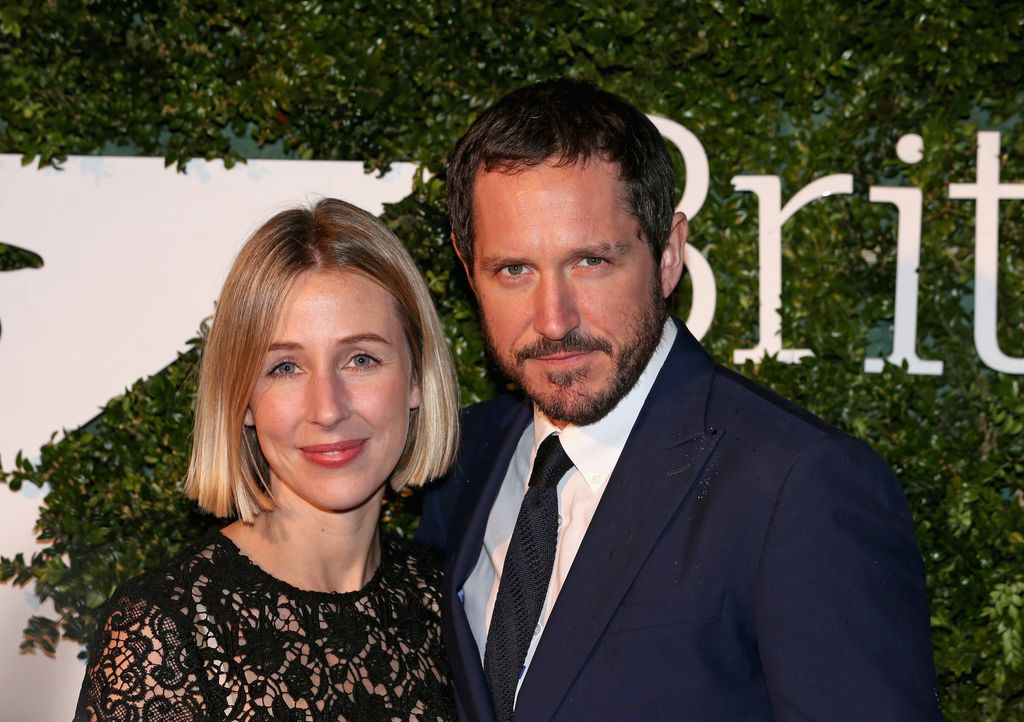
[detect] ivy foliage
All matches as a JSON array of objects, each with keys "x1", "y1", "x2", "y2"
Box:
[
  {"x1": 0, "y1": 242, "x2": 42, "y2": 271},
  {"x1": 2, "y1": 1, "x2": 1023, "y2": 717}
]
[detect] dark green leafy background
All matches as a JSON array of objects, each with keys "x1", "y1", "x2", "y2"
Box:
[{"x1": 1, "y1": 2, "x2": 1022, "y2": 717}]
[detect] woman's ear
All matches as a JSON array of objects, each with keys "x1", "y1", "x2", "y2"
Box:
[{"x1": 409, "y1": 374, "x2": 422, "y2": 412}]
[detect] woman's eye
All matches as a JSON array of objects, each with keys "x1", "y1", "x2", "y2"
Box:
[
  {"x1": 351, "y1": 353, "x2": 378, "y2": 368},
  {"x1": 270, "y1": 360, "x2": 298, "y2": 376}
]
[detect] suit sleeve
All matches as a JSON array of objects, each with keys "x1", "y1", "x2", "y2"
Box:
[
  {"x1": 417, "y1": 470, "x2": 456, "y2": 552},
  {"x1": 416, "y1": 403, "x2": 482, "y2": 553},
  {"x1": 755, "y1": 433, "x2": 942, "y2": 721},
  {"x1": 416, "y1": 397, "x2": 519, "y2": 554}
]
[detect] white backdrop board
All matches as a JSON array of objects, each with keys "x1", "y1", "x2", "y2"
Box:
[{"x1": 0, "y1": 155, "x2": 416, "y2": 721}]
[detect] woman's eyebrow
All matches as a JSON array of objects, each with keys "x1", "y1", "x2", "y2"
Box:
[
  {"x1": 265, "y1": 334, "x2": 392, "y2": 352},
  {"x1": 267, "y1": 341, "x2": 302, "y2": 352}
]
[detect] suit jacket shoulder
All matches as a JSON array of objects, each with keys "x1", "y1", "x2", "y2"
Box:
[{"x1": 417, "y1": 394, "x2": 528, "y2": 553}]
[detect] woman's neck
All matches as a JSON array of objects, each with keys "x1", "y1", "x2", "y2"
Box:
[{"x1": 222, "y1": 489, "x2": 384, "y2": 594}]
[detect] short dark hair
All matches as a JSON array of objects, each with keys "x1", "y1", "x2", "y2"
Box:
[{"x1": 446, "y1": 78, "x2": 675, "y2": 269}]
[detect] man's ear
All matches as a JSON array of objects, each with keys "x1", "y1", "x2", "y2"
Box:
[
  {"x1": 452, "y1": 232, "x2": 477, "y2": 295},
  {"x1": 659, "y1": 212, "x2": 687, "y2": 297}
]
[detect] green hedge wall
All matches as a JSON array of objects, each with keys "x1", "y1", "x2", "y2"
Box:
[{"x1": 2, "y1": 2, "x2": 1023, "y2": 718}]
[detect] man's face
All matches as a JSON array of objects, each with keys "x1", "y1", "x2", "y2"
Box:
[{"x1": 462, "y1": 159, "x2": 685, "y2": 427}]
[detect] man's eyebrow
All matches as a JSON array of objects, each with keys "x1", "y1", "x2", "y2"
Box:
[
  {"x1": 478, "y1": 255, "x2": 525, "y2": 270},
  {"x1": 477, "y1": 242, "x2": 634, "y2": 271},
  {"x1": 574, "y1": 242, "x2": 632, "y2": 257}
]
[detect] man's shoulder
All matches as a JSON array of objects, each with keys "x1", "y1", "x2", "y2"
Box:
[
  {"x1": 656, "y1": 320, "x2": 835, "y2": 449},
  {"x1": 416, "y1": 393, "x2": 529, "y2": 551},
  {"x1": 460, "y1": 392, "x2": 525, "y2": 421},
  {"x1": 458, "y1": 393, "x2": 529, "y2": 445},
  {"x1": 702, "y1": 363, "x2": 903, "y2": 494},
  {"x1": 703, "y1": 364, "x2": 849, "y2": 455},
  {"x1": 713, "y1": 365, "x2": 834, "y2": 426}
]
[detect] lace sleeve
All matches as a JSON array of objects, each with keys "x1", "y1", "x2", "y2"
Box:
[{"x1": 74, "y1": 589, "x2": 207, "y2": 722}]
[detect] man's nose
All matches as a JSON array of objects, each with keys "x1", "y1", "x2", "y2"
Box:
[
  {"x1": 532, "y1": 274, "x2": 580, "y2": 340},
  {"x1": 306, "y1": 369, "x2": 349, "y2": 428}
]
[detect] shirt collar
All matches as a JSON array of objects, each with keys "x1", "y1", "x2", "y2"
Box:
[{"x1": 532, "y1": 319, "x2": 678, "y2": 491}]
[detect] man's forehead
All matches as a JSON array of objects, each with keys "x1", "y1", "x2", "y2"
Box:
[
  {"x1": 471, "y1": 159, "x2": 630, "y2": 205},
  {"x1": 470, "y1": 159, "x2": 638, "y2": 232},
  {"x1": 476, "y1": 154, "x2": 618, "y2": 181}
]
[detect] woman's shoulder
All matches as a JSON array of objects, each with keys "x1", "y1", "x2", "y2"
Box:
[
  {"x1": 382, "y1": 534, "x2": 443, "y2": 578},
  {"x1": 77, "y1": 534, "x2": 223, "y2": 722},
  {"x1": 80, "y1": 529, "x2": 236, "y2": 688},
  {"x1": 380, "y1": 535, "x2": 445, "y2": 606},
  {"x1": 88, "y1": 528, "x2": 247, "y2": 655},
  {"x1": 109, "y1": 527, "x2": 234, "y2": 607}
]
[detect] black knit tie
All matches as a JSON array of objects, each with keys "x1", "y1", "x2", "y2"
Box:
[{"x1": 484, "y1": 433, "x2": 574, "y2": 722}]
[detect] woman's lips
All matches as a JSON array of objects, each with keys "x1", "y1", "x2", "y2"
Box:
[{"x1": 300, "y1": 439, "x2": 365, "y2": 468}]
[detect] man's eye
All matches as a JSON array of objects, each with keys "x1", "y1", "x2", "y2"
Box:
[
  {"x1": 501, "y1": 264, "x2": 526, "y2": 277},
  {"x1": 580, "y1": 257, "x2": 605, "y2": 267}
]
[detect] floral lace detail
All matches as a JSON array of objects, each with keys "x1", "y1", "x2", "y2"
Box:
[{"x1": 75, "y1": 532, "x2": 455, "y2": 721}]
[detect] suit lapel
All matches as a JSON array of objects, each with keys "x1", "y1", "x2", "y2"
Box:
[
  {"x1": 447, "y1": 401, "x2": 533, "y2": 587},
  {"x1": 515, "y1": 322, "x2": 722, "y2": 721},
  {"x1": 442, "y1": 401, "x2": 532, "y2": 722}
]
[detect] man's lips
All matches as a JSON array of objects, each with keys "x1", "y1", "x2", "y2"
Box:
[
  {"x1": 299, "y1": 440, "x2": 365, "y2": 468},
  {"x1": 530, "y1": 350, "x2": 595, "y2": 364}
]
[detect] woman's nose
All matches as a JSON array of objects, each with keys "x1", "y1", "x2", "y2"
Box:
[{"x1": 306, "y1": 370, "x2": 348, "y2": 428}]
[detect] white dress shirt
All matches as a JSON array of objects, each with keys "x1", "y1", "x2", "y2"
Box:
[{"x1": 462, "y1": 320, "x2": 677, "y2": 700}]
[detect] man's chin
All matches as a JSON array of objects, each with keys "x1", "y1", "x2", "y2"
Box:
[
  {"x1": 526, "y1": 367, "x2": 600, "y2": 400},
  {"x1": 525, "y1": 381, "x2": 617, "y2": 427}
]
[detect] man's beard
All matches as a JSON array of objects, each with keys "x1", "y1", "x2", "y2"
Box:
[{"x1": 482, "y1": 277, "x2": 666, "y2": 427}]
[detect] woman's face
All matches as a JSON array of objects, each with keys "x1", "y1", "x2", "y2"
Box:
[{"x1": 246, "y1": 269, "x2": 420, "y2": 515}]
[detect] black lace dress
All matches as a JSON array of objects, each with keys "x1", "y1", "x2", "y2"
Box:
[{"x1": 75, "y1": 531, "x2": 455, "y2": 721}]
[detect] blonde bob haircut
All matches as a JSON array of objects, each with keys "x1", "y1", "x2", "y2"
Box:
[{"x1": 185, "y1": 198, "x2": 460, "y2": 522}]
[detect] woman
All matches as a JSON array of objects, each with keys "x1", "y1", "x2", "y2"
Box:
[{"x1": 76, "y1": 198, "x2": 460, "y2": 721}]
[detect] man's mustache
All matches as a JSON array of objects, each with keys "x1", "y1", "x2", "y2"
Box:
[{"x1": 515, "y1": 330, "x2": 613, "y2": 365}]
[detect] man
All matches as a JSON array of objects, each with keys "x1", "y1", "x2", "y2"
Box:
[{"x1": 418, "y1": 78, "x2": 941, "y2": 721}]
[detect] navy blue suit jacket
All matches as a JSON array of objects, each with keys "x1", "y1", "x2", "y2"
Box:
[{"x1": 418, "y1": 320, "x2": 941, "y2": 721}]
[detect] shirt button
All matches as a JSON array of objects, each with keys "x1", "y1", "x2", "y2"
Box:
[{"x1": 534, "y1": 623, "x2": 542, "y2": 637}]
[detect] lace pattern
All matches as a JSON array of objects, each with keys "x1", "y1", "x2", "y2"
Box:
[{"x1": 75, "y1": 532, "x2": 455, "y2": 721}]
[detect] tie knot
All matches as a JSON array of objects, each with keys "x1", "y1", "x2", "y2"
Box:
[{"x1": 529, "y1": 434, "x2": 574, "y2": 490}]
